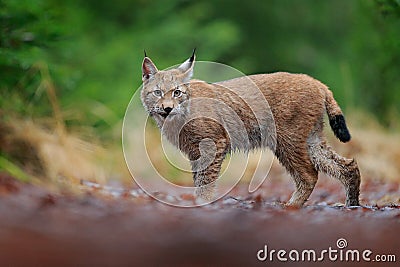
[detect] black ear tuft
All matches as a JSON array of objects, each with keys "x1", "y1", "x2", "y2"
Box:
[
  {"x1": 144, "y1": 49, "x2": 147, "y2": 58},
  {"x1": 189, "y1": 48, "x2": 196, "y2": 63}
]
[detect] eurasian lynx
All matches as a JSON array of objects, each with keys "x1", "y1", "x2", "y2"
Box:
[{"x1": 140, "y1": 51, "x2": 360, "y2": 207}]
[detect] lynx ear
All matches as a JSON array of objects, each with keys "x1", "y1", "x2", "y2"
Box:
[
  {"x1": 142, "y1": 56, "x2": 158, "y2": 81},
  {"x1": 178, "y1": 48, "x2": 196, "y2": 81}
]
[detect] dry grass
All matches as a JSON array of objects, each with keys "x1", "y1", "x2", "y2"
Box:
[
  {"x1": 1, "y1": 109, "x2": 398, "y2": 190},
  {"x1": 0, "y1": 119, "x2": 109, "y2": 185},
  {"x1": 0, "y1": 62, "x2": 129, "y2": 188}
]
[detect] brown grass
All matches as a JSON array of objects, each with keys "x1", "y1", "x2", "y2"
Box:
[
  {"x1": 0, "y1": 119, "x2": 110, "y2": 184},
  {"x1": 0, "y1": 62, "x2": 128, "y2": 188},
  {"x1": 1, "y1": 106, "x2": 398, "y2": 190}
]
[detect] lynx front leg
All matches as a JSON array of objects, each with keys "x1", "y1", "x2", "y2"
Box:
[
  {"x1": 286, "y1": 166, "x2": 318, "y2": 207},
  {"x1": 276, "y1": 143, "x2": 319, "y2": 207},
  {"x1": 190, "y1": 138, "x2": 228, "y2": 201}
]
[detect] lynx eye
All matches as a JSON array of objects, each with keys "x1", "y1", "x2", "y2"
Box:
[
  {"x1": 153, "y1": 89, "x2": 162, "y2": 97},
  {"x1": 173, "y1": 89, "x2": 182, "y2": 98}
]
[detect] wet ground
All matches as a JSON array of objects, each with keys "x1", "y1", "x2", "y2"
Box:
[{"x1": 0, "y1": 173, "x2": 399, "y2": 267}]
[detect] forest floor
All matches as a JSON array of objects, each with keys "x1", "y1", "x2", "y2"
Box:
[
  {"x1": 1, "y1": 116, "x2": 399, "y2": 266},
  {"x1": 0, "y1": 171, "x2": 399, "y2": 267}
]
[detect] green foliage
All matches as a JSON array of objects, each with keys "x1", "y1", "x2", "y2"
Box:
[
  {"x1": 0, "y1": 0, "x2": 70, "y2": 116},
  {"x1": 351, "y1": 0, "x2": 400, "y2": 126},
  {"x1": 0, "y1": 155, "x2": 31, "y2": 182},
  {"x1": 1, "y1": 0, "x2": 399, "y2": 133}
]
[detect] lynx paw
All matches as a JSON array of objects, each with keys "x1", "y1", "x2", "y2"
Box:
[{"x1": 194, "y1": 183, "x2": 216, "y2": 202}]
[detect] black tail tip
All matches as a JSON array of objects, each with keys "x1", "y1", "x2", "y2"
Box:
[{"x1": 329, "y1": 114, "x2": 351, "y2": 142}]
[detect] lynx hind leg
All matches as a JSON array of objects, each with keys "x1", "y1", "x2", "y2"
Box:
[
  {"x1": 285, "y1": 156, "x2": 319, "y2": 207},
  {"x1": 308, "y1": 136, "x2": 361, "y2": 206},
  {"x1": 190, "y1": 138, "x2": 228, "y2": 201}
]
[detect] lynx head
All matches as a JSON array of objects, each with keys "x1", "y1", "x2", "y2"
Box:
[{"x1": 140, "y1": 50, "x2": 195, "y2": 125}]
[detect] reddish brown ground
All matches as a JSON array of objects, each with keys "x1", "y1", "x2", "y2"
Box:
[{"x1": 0, "y1": 173, "x2": 399, "y2": 267}]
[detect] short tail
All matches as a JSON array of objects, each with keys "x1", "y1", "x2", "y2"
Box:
[{"x1": 324, "y1": 89, "x2": 351, "y2": 142}]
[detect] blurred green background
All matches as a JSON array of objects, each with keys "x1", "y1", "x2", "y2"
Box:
[{"x1": 1, "y1": 0, "x2": 400, "y2": 138}]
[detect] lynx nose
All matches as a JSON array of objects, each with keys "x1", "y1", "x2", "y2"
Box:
[{"x1": 164, "y1": 107, "x2": 173, "y2": 115}]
